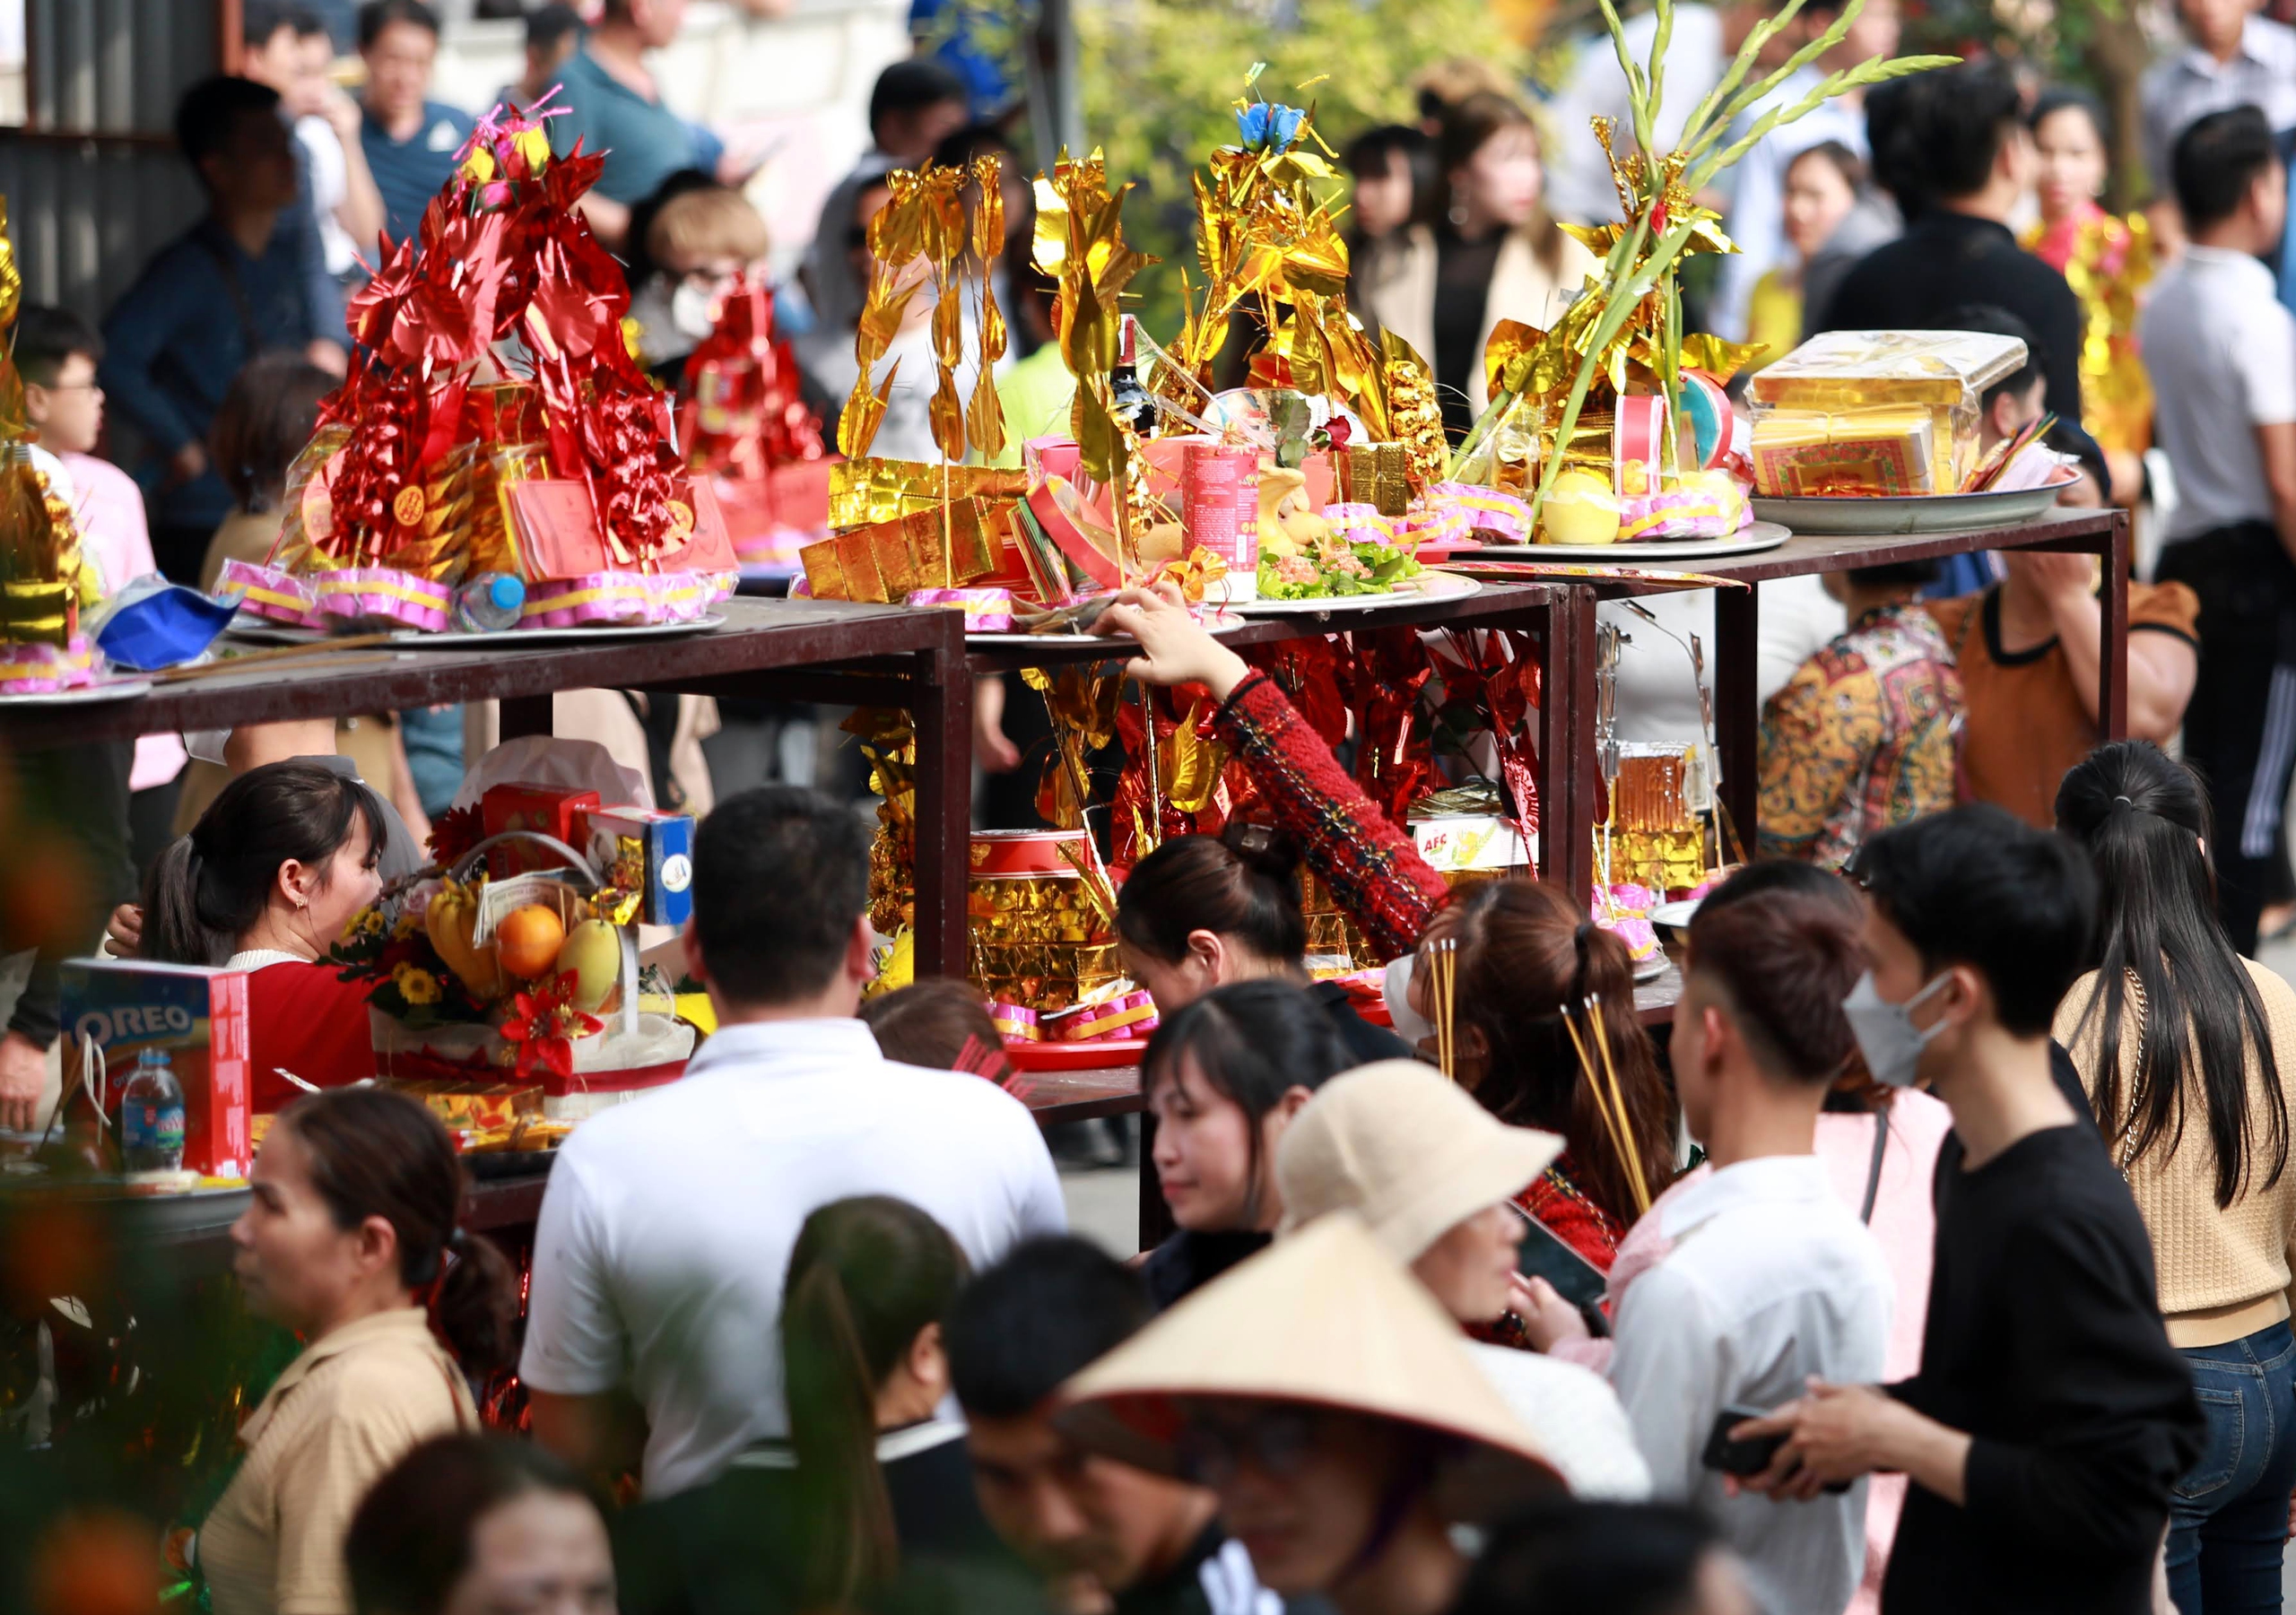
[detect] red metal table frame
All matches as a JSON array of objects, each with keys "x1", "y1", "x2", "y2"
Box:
[{"x1": 1561, "y1": 508, "x2": 2132, "y2": 893}]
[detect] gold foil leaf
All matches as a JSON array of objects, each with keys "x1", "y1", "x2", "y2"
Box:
[
  {"x1": 966, "y1": 369, "x2": 1007, "y2": 464},
  {"x1": 929, "y1": 367, "x2": 966, "y2": 467}
]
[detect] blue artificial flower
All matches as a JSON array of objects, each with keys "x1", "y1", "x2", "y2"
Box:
[{"x1": 1235, "y1": 100, "x2": 1306, "y2": 153}]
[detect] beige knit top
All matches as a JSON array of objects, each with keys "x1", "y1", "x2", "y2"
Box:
[{"x1": 2055, "y1": 959, "x2": 2296, "y2": 1348}]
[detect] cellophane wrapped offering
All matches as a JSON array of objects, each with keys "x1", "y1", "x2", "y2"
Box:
[
  {"x1": 1748, "y1": 330, "x2": 2027, "y2": 496},
  {"x1": 967, "y1": 830, "x2": 1123, "y2": 1012}
]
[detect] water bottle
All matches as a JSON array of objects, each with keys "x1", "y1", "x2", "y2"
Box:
[
  {"x1": 453, "y1": 572, "x2": 526, "y2": 633},
  {"x1": 119, "y1": 1049, "x2": 186, "y2": 1174}
]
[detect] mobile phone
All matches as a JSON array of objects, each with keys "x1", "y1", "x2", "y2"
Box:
[
  {"x1": 1701, "y1": 1404, "x2": 1787, "y2": 1476},
  {"x1": 1506, "y1": 1203, "x2": 1610, "y2": 1337}
]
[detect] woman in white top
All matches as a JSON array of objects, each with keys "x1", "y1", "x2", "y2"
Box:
[
  {"x1": 1354, "y1": 91, "x2": 1600, "y2": 438},
  {"x1": 201, "y1": 1088, "x2": 517, "y2": 1615}
]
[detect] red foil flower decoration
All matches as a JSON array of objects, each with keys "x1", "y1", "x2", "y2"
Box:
[{"x1": 499, "y1": 971, "x2": 604, "y2": 1081}]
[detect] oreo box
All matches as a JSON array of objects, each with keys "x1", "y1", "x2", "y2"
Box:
[
  {"x1": 583, "y1": 806, "x2": 696, "y2": 927},
  {"x1": 61, "y1": 959, "x2": 252, "y2": 1179}
]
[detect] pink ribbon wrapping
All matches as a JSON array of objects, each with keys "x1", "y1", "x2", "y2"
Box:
[
  {"x1": 517, "y1": 569, "x2": 736, "y2": 629},
  {"x1": 1320, "y1": 503, "x2": 1396, "y2": 546},
  {"x1": 1044, "y1": 989, "x2": 1160, "y2": 1044},
  {"x1": 0, "y1": 635, "x2": 96, "y2": 694},
  {"x1": 1617, "y1": 482, "x2": 1751, "y2": 542},
  {"x1": 990, "y1": 1002, "x2": 1041, "y2": 1043},
  {"x1": 907, "y1": 587, "x2": 1015, "y2": 632},
  {"x1": 1439, "y1": 482, "x2": 1533, "y2": 542},
  {"x1": 215, "y1": 559, "x2": 323, "y2": 628},
  {"x1": 315, "y1": 569, "x2": 452, "y2": 633}
]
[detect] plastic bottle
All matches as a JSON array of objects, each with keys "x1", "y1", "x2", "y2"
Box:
[
  {"x1": 454, "y1": 573, "x2": 526, "y2": 633},
  {"x1": 119, "y1": 1048, "x2": 186, "y2": 1174}
]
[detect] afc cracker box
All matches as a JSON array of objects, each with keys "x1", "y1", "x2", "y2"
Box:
[
  {"x1": 60, "y1": 959, "x2": 251, "y2": 1179},
  {"x1": 582, "y1": 805, "x2": 695, "y2": 927}
]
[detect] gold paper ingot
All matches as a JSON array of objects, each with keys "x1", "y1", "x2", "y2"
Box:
[
  {"x1": 828, "y1": 457, "x2": 1029, "y2": 529},
  {"x1": 801, "y1": 497, "x2": 1006, "y2": 604},
  {"x1": 1336, "y1": 443, "x2": 1413, "y2": 517}
]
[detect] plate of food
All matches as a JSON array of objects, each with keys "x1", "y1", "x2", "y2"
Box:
[
  {"x1": 1476, "y1": 521, "x2": 1792, "y2": 563},
  {"x1": 1750, "y1": 484, "x2": 2065, "y2": 535},
  {"x1": 1234, "y1": 568, "x2": 1479, "y2": 616}
]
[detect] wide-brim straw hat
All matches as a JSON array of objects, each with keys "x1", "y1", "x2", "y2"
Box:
[
  {"x1": 1055, "y1": 1214, "x2": 1566, "y2": 1520},
  {"x1": 1276, "y1": 1060, "x2": 1564, "y2": 1263}
]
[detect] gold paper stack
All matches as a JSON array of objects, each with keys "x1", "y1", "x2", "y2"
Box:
[{"x1": 1606, "y1": 742, "x2": 1706, "y2": 893}]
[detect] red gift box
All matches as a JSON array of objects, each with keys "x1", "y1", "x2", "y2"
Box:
[{"x1": 482, "y1": 783, "x2": 602, "y2": 874}]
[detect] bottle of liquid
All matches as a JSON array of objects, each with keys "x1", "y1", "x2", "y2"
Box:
[
  {"x1": 119, "y1": 1048, "x2": 186, "y2": 1175},
  {"x1": 454, "y1": 573, "x2": 526, "y2": 634},
  {"x1": 1109, "y1": 316, "x2": 1158, "y2": 436}
]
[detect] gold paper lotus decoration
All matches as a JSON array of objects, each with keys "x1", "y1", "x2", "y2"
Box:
[
  {"x1": 840, "y1": 154, "x2": 1013, "y2": 468},
  {"x1": 1162, "y1": 70, "x2": 1394, "y2": 440},
  {"x1": 0, "y1": 194, "x2": 90, "y2": 647}
]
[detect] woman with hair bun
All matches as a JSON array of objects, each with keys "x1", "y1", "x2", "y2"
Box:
[
  {"x1": 140, "y1": 758, "x2": 388, "y2": 1107},
  {"x1": 1118, "y1": 821, "x2": 1412, "y2": 1064},
  {"x1": 200, "y1": 1087, "x2": 519, "y2": 1615}
]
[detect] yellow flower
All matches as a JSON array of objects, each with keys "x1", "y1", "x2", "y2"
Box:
[
  {"x1": 393, "y1": 963, "x2": 442, "y2": 1006},
  {"x1": 392, "y1": 909, "x2": 421, "y2": 942},
  {"x1": 462, "y1": 145, "x2": 496, "y2": 184},
  {"x1": 515, "y1": 126, "x2": 552, "y2": 174}
]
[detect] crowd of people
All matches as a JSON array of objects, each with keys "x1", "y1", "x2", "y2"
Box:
[{"x1": 27, "y1": 5, "x2": 2296, "y2": 1615}]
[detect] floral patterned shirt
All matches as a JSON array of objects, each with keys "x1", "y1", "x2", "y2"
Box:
[{"x1": 1755, "y1": 603, "x2": 1962, "y2": 871}]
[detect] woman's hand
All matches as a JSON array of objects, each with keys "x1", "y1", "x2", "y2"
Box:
[
  {"x1": 1093, "y1": 586, "x2": 1251, "y2": 700},
  {"x1": 1510, "y1": 1274, "x2": 1589, "y2": 1352},
  {"x1": 106, "y1": 903, "x2": 143, "y2": 959}
]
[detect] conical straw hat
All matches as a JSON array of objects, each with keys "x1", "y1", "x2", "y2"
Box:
[
  {"x1": 1055, "y1": 1214, "x2": 1565, "y2": 1517},
  {"x1": 1276, "y1": 1059, "x2": 1563, "y2": 1263}
]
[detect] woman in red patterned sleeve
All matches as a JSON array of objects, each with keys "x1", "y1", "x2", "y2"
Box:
[{"x1": 1100, "y1": 589, "x2": 1677, "y2": 1272}]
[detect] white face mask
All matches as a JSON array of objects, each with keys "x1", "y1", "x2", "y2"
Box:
[
  {"x1": 1841, "y1": 969, "x2": 1952, "y2": 1089},
  {"x1": 670, "y1": 279, "x2": 721, "y2": 342}
]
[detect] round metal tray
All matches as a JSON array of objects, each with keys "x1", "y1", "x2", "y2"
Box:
[{"x1": 1750, "y1": 484, "x2": 2065, "y2": 535}]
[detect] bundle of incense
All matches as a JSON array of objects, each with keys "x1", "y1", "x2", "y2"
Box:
[
  {"x1": 1961, "y1": 411, "x2": 2057, "y2": 493},
  {"x1": 1561, "y1": 995, "x2": 1652, "y2": 1217},
  {"x1": 952, "y1": 1032, "x2": 1016, "y2": 1087},
  {"x1": 1428, "y1": 937, "x2": 1458, "y2": 1081}
]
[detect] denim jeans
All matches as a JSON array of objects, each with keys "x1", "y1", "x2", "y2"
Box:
[{"x1": 2167, "y1": 1320, "x2": 2296, "y2": 1614}]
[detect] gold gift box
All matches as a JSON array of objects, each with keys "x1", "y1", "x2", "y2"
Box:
[
  {"x1": 1335, "y1": 443, "x2": 1413, "y2": 517},
  {"x1": 802, "y1": 496, "x2": 1007, "y2": 603},
  {"x1": 1750, "y1": 330, "x2": 2028, "y2": 494},
  {"x1": 829, "y1": 457, "x2": 1030, "y2": 528}
]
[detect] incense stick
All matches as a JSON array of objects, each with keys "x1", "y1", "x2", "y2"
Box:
[
  {"x1": 1586, "y1": 993, "x2": 1652, "y2": 1215},
  {"x1": 1429, "y1": 937, "x2": 1457, "y2": 1080}
]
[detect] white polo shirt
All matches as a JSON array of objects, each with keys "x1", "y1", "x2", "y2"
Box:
[
  {"x1": 1608, "y1": 1155, "x2": 1892, "y2": 1615},
  {"x1": 520, "y1": 1018, "x2": 1066, "y2": 1498},
  {"x1": 2143, "y1": 245, "x2": 2296, "y2": 543}
]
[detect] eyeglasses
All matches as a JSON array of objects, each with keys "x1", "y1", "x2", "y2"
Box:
[{"x1": 1173, "y1": 1405, "x2": 1320, "y2": 1487}]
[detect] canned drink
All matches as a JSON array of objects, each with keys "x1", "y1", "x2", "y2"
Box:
[{"x1": 1182, "y1": 443, "x2": 1260, "y2": 602}]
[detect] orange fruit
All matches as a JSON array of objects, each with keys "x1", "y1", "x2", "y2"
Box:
[{"x1": 496, "y1": 904, "x2": 567, "y2": 980}]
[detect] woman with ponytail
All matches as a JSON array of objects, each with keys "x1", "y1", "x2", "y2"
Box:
[
  {"x1": 140, "y1": 759, "x2": 387, "y2": 1107},
  {"x1": 200, "y1": 1088, "x2": 517, "y2": 1615},
  {"x1": 617, "y1": 1196, "x2": 997, "y2": 1615},
  {"x1": 1422, "y1": 880, "x2": 1675, "y2": 1271},
  {"x1": 1118, "y1": 825, "x2": 1412, "y2": 1064},
  {"x1": 2055, "y1": 741, "x2": 2296, "y2": 1606}
]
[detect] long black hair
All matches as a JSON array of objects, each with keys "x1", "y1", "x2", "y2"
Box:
[
  {"x1": 782, "y1": 1196, "x2": 968, "y2": 1610},
  {"x1": 2057, "y1": 741, "x2": 2289, "y2": 1206},
  {"x1": 1140, "y1": 979, "x2": 1351, "y2": 1228},
  {"x1": 141, "y1": 760, "x2": 387, "y2": 966}
]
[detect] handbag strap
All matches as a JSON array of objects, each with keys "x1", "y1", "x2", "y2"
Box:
[{"x1": 1858, "y1": 1110, "x2": 1889, "y2": 1225}]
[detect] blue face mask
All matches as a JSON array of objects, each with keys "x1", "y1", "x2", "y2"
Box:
[{"x1": 1840, "y1": 969, "x2": 1952, "y2": 1090}]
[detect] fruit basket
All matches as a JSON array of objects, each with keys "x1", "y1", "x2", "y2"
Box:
[{"x1": 330, "y1": 829, "x2": 696, "y2": 1119}]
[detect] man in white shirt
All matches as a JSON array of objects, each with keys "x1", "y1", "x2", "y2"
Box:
[
  {"x1": 2142, "y1": 0, "x2": 2296, "y2": 231},
  {"x1": 522, "y1": 786, "x2": 1066, "y2": 1498},
  {"x1": 2143, "y1": 106, "x2": 2296, "y2": 955},
  {"x1": 1524, "y1": 871, "x2": 1892, "y2": 1614}
]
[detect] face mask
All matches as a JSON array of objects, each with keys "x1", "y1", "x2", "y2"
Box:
[
  {"x1": 670, "y1": 279, "x2": 721, "y2": 342},
  {"x1": 1841, "y1": 969, "x2": 1952, "y2": 1090}
]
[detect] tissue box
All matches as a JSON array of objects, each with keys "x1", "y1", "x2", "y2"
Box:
[
  {"x1": 482, "y1": 783, "x2": 602, "y2": 875},
  {"x1": 581, "y1": 805, "x2": 696, "y2": 926},
  {"x1": 60, "y1": 960, "x2": 251, "y2": 1178}
]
